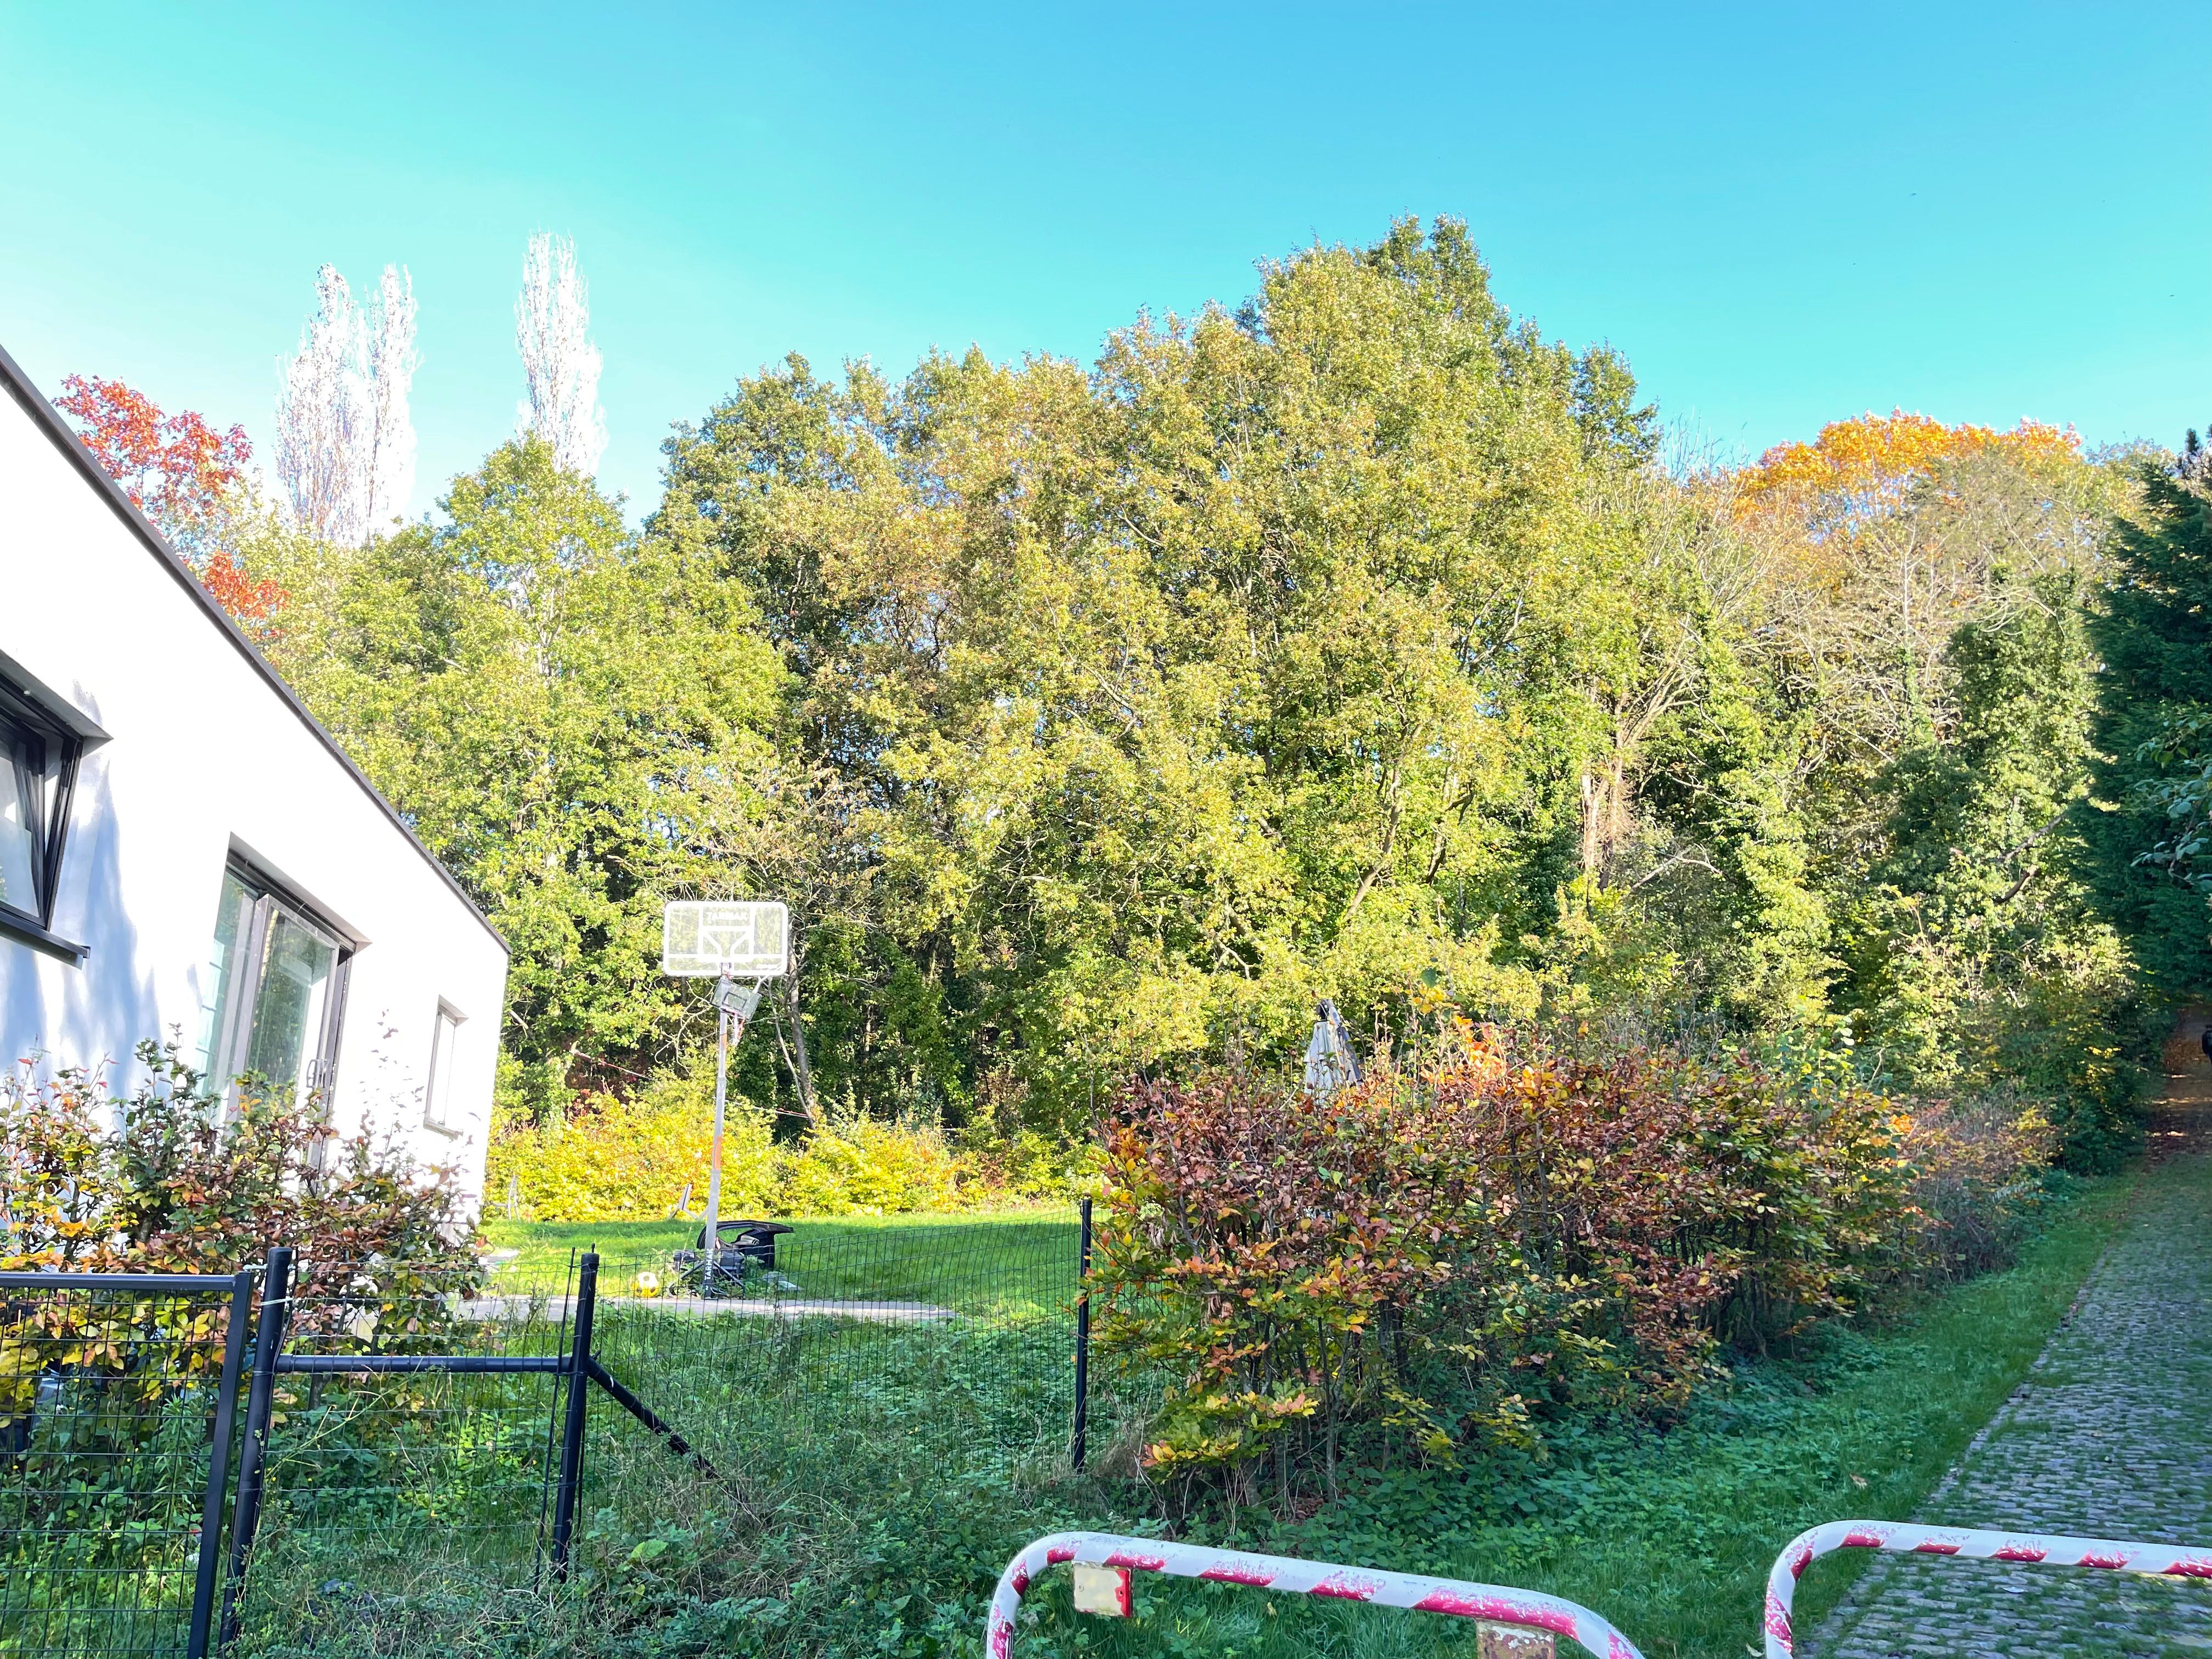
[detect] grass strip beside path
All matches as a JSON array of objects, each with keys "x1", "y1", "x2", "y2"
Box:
[{"x1": 1497, "y1": 1172, "x2": 2136, "y2": 1657}]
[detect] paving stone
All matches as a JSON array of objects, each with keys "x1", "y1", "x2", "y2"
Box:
[{"x1": 1806, "y1": 1046, "x2": 2212, "y2": 1657}]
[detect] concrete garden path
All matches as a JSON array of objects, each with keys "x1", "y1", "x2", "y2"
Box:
[
  {"x1": 1810, "y1": 1022, "x2": 2212, "y2": 1656},
  {"x1": 465, "y1": 1291, "x2": 954, "y2": 1323}
]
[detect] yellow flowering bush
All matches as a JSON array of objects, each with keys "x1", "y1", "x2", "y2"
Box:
[
  {"x1": 484, "y1": 1069, "x2": 1083, "y2": 1221},
  {"x1": 776, "y1": 1117, "x2": 964, "y2": 1214},
  {"x1": 484, "y1": 1080, "x2": 779, "y2": 1223}
]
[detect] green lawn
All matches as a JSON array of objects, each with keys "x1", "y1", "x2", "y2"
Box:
[{"x1": 480, "y1": 1209, "x2": 1082, "y2": 1318}]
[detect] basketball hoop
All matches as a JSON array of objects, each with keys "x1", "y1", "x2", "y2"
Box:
[
  {"x1": 662, "y1": 900, "x2": 789, "y2": 979},
  {"x1": 663, "y1": 900, "x2": 789, "y2": 1295}
]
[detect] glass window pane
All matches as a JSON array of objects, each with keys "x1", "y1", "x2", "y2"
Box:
[
  {"x1": 198, "y1": 871, "x2": 256, "y2": 1079},
  {"x1": 243, "y1": 908, "x2": 338, "y2": 1105},
  {"x1": 0, "y1": 728, "x2": 40, "y2": 914}
]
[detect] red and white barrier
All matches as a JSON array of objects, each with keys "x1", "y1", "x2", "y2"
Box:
[
  {"x1": 1763, "y1": 1520, "x2": 2212, "y2": 1657},
  {"x1": 988, "y1": 1530, "x2": 1645, "y2": 1658}
]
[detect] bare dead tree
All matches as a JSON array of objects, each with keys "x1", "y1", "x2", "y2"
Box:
[
  {"x1": 275, "y1": 265, "x2": 364, "y2": 544},
  {"x1": 363, "y1": 266, "x2": 420, "y2": 532}
]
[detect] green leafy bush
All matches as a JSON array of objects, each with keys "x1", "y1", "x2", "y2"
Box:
[
  {"x1": 1, "y1": 1041, "x2": 478, "y2": 1297},
  {"x1": 1, "y1": 1042, "x2": 483, "y2": 1602}
]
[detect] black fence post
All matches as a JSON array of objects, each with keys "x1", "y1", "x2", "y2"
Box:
[
  {"x1": 1071, "y1": 1196, "x2": 1092, "y2": 1471},
  {"x1": 550, "y1": 1251, "x2": 599, "y2": 1577},
  {"x1": 186, "y1": 1270, "x2": 255, "y2": 1659},
  {"x1": 221, "y1": 1246, "x2": 292, "y2": 1647}
]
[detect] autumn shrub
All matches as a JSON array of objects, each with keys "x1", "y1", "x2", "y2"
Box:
[
  {"x1": 2, "y1": 1041, "x2": 478, "y2": 1304},
  {"x1": 1, "y1": 1042, "x2": 482, "y2": 1555},
  {"x1": 1094, "y1": 1020, "x2": 2044, "y2": 1509},
  {"x1": 1889, "y1": 1089, "x2": 2058, "y2": 1279}
]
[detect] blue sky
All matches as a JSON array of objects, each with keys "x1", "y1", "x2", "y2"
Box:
[{"x1": 2, "y1": 2, "x2": 2205, "y2": 520}]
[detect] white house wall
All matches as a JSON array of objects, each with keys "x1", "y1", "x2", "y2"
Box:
[{"x1": 0, "y1": 373, "x2": 507, "y2": 1205}]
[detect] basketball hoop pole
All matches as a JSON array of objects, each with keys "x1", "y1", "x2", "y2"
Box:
[
  {"x1": 660, "y1": 900, "x2": 787, "y2": 1292},
  {"x1": 706, "y1": 990, "x2": 730, "y2": 1266},
  {"x1": 703, "y1": 973, "x2": 759, "y2": 1287}
]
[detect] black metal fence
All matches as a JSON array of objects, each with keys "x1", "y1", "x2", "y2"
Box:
[
  {"x1": 216, "y1": 1247, "x2": 580, "y2": 1653},
  {"x1": 0, "y1": 1271, "x2": 250, "y2": 1659},
  {"x1": 1, "y1": 1206, "x2": 1096, "y2": 1657}
]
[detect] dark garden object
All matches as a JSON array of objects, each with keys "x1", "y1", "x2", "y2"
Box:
[{"x1": 673, "y1": 1219, "x2": 794, "y2": 1295}]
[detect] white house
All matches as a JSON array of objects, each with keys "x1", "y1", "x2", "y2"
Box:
[{"x1": 0, "y1": 342, "x2": 508, "y2": 1203}]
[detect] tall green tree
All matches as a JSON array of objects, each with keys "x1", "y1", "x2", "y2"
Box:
[
  {"x1": 653, "y1": 219, "x2": 1674, "y2": 1126},
  {"x1": 2087, "y1": 456, "x2": 2212, "y2": 993},
  {"x1": 255, "y1": 439, "x2": 780, "y2": 1117},
  {"x1": 235, "y1": 222, "x2": 2170, "y2": 1170},
  {"x1": 1839, "y1": 576, "x2": 2137, "y2": 1160}
]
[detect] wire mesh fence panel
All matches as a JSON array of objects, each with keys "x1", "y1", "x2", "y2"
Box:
[
  {"x1": 224, "y1": 1259, "x2": 573, "y2": 1652},
  {"x1": 572, "y1": 1218, "x2": 1085, "y2": 1569},
  {"x1": 0, "y1": 1274, "x2": 245, "y2": 1659},
  {"x1": 0, "y1": 1225, "x2": 1107, "y2": 1653}
]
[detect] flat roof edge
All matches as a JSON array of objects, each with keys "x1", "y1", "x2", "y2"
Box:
[{"x1": 0, "y1": 340, "x2": 509, "y2": 955}]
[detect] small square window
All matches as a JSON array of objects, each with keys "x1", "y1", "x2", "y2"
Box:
[{"x1": 425, "y1": 1003, "x2": 466, "y2": 1132}]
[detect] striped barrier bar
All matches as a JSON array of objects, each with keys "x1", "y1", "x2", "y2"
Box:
[
  {"x1": 1763, "y1": 1519, "x2": 2212, "y2": 1657},
  {"x1": 988, "y1": 1530, "x2": 1645, "y2": 1658}
]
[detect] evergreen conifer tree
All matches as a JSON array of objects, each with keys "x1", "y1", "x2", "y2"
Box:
[{"x1": 2087, "y1": 448, "x2": 2212, "y2": 991}]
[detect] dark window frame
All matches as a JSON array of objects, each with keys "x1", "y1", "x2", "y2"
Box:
[{"x1": 0, "y1": 676, "x2": 87, "y2": 965}]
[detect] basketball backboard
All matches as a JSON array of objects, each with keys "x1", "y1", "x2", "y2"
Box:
[{"x1": 662, "y1": 900, "x2": 789, "y2": 978}]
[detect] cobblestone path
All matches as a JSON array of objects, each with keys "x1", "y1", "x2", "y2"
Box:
[{"x1": 1809, "y1": 1022, "x2": 2212, "y2": 1656}]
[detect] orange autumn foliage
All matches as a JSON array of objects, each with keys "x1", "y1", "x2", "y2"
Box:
[
  {"x1": 1098, "y1": 1023, "x2": 2053, "y2": 1505},
  {"x1": 199, "y1": 550, "x2": 287, "y2": 631},
  {"x1": 1740, "y1": 409, "x2": 2080, "y2": 518},
  {"x1": 1097, "y1": 1023, "x2": 1922, "y2": 1492},
  {"x1": 57, "y1": 374, "x2": 252, "y2": 536}
]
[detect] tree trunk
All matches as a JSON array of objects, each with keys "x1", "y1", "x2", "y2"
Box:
[
  {"x1": 1578, "y1": 742, "x2": 1632, "y2": 881},
  {"x1": 781, "y1": 971, "x2": 819, "y2": 1124}
]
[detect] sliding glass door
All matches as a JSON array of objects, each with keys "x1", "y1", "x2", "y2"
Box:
[{"x1": 198, "y1": 862, "x2": 348, "y2": 1109}]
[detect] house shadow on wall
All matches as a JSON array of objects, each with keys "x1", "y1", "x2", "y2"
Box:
[{"x1": 2, "y1": 756, "x2": 165, "y2": 1102}]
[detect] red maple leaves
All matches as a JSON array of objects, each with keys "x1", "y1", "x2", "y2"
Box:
[
  {"x1": 57, "y1": 374, "x2": 250, "y2": 534},
  {"x1": 55, "y1": 374, "x2": 285, "y2": 630},
  {"x1": 198, "y1": 550, "x2": 286, "y2": 630}
]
